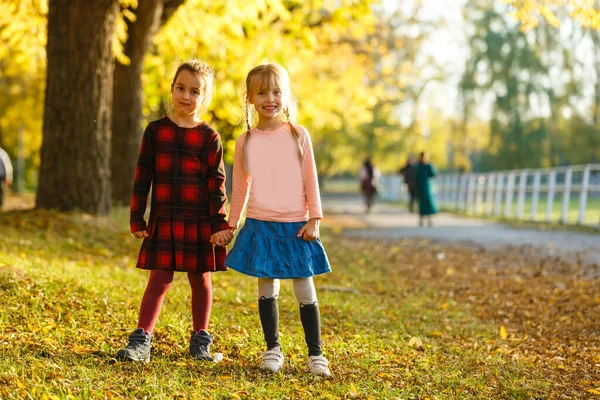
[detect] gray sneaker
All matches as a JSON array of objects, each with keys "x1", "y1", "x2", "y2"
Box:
[
  {"x1": 190, "y1": 330, "x2": 214, "y2": 361},
  {"x1": 115, "y1": 328, "x2": 152, "y2": 362}
]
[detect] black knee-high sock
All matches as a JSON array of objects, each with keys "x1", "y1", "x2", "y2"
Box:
[
  {"x1": 299, "y1": 302, "x2": 322, "y2": 356},
  {"x1": 259, "y1": 296, "x2": 280, "y2": 350}
]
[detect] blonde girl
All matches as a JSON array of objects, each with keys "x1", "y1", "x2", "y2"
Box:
[{"x1": 223, "y1": 63, "x2": 332, "y2": 377}]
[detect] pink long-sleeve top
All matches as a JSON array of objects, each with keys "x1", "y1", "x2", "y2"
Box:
[{"x1": 228, "y1": 123, "x2": 323, "y2": 228}]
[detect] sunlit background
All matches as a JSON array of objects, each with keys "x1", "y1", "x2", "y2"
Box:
[{"x1": 0, "y1": 0, "x2": 599, "y2": 213}]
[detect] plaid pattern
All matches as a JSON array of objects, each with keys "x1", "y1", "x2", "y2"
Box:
[{"x1": 130, "y1": 117, "x2": 229, "y2": 272}]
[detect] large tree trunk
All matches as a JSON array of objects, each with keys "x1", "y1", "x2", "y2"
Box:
[
  {"x1": 37, "y1": 0, "x2": 119, "y2": 215},
  {"x1": 111, "y1": 0, "x2": 164, "y2": 205},
  {"x1": 111, "y1": 0, "x2": 186, "y2": 206}
]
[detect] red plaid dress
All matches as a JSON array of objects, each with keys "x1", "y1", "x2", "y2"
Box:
[{"x1": 130, "y1": 117, "x2": 230, "y2": 272}]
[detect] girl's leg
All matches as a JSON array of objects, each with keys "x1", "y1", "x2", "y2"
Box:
[
  {"x1": 292, "y1": 277, "x2": 322, "y2": 356},
  {"x1": 258, "y1": 278, "x2": 281, "y2": 350},
  {"x1": 187, "y1": 271, "x2": 215, "y2": 361},
  {"x1": 187, "y1": 271, "x2": 212, "y2": 331},
  {"x1": 137, "y1": 269, "x2": 174, "y2": 332}
]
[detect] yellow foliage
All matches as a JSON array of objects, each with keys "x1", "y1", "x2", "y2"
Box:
[{"x1": 504, "y1": 0, "x2": 600, "y2": 30}]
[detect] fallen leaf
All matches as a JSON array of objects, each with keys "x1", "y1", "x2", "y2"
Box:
[
  {"x1": 408, "y1": 336, "x2": 423, "y2": 349},
  {"x1": 500, "y1": 325, "x2": 508, "y2": 340},
  {"x1": 348, "y1": 383, "x2": 360, "y2": 398}
]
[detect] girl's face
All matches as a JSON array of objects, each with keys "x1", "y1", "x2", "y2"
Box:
[
  {"x1": 171, "y1": 70, "x2": 203, "y2": 117},
  {"x1": 249, "y1": 80, "x2": 285, "y2": 123}
]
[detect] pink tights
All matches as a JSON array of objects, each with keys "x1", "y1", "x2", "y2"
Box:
[{"x1": 136, "y1": 269, "x2": 212, "y2": 333}]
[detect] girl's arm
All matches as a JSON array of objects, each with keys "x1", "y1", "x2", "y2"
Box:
[
  {"x1": 130, "y1": 123, "x2": 155, "y2": 233},
  {"x1": 299, "y1": 127, "x2": 323, "y2": 221},
  {"x1": 206, "y1": 130, "x2": 230, "y2": 234},
  {"x1": 227, "y1": 134, "x2": 252, "y2": 229}
]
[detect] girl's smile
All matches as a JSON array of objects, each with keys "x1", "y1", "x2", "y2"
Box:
[{"x1": 250, "y1": 87, "x2": 284, "y2": 123}]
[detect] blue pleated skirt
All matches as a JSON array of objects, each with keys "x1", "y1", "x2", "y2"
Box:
[{"x1": 224, "y1": 218, "x2": 332, "y2": 279}]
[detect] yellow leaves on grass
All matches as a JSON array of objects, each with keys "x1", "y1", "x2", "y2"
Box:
[
  {"x1": 500, "y1": 325, "x2": 508, "y2": 340},
  {"x1": 348, "y1": 383, "x2": 360, "y2": 398},
  {"x1": 408, "y1": 336, "x2": 423, "y2": 349}
]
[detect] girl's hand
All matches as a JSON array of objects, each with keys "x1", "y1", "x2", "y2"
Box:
[
  {"x1": 132, "y1": 230, "x2": 148, "y2": 239},
  {"x1": 210, "y1": 229, "x2": 234, "y2": 247},
  {"x1": 297, "y1": 218, "x2": 320, "y2": 241}
]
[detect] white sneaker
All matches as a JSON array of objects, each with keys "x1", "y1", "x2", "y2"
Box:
[
  {"x1": 259, "y1": 347, "x2": 284, "y2": 373},
  {"x1": 307, "y1": 355, "x2": 331, "y2": 377}
]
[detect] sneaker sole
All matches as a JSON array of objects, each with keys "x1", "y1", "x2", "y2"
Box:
[
  {"x1": 259, "y1": 363, "x2": 283, "y2": 373},
  {"x1": 115, "y1": 351, "x2": 150, "y2": 363}
]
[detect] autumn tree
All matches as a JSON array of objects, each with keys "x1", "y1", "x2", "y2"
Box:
[
  {"x1": 36, "y1": 0, "x2": 119, "y2": 214},
  {"x1": 504, "y1": 0, "x2": 600, "y2": 30},
  {"x1": 111, "y1": 0, "x2": 185, "y2": 205},
  {"x1": 0, "y1": 1, "x2": 46, "y2": 188}
]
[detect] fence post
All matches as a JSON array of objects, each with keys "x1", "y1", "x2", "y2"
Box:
[
  {"x1": 531, "y1": 170, "x2": 541, "y2": 221},
  {"x1": 516, "y1": 170, "x2": 527, "y2": 219},
  {"x1": 546, "y1": 170, "x2": 556, "y2": 222},
  {"x1": 494, "y1": 173, "x2": 504, "y2": 216},
  {"x1": 475, "y1": 175, "x2": 485, "y2": 214},
  {"x1": 578, "y1": 165, "x2": 590, "y2": 225},
  {"x1": 440, "y1": 175, "x2": 449, "y2": 206},
  {"x1": 452, "y1": 174, "x2": 460, "y2": 211},
  {"x1": 485, "y1": 173, "x2": 495, "y2": 215},
  {"x1": 504, "y1": 172, "x2": 516, "y2": 218},
  {"x1": 458, "y1": 174, "x2": 468, "y2": 211},
  {"x1": 466, "y1": 174, "x2": 476, "y2": 213},
  {"x1": 561, "y1": 168, "x2": 572, "y2": 224}
]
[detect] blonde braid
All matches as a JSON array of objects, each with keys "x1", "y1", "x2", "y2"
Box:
[
  {"x1": 284, "y1": 108, "x2": 304, "y2": 161},
  {"x1": 243, "y1": 103, "x2": 252, "y2": 170}
]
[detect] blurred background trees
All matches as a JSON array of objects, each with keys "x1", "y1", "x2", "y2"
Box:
[{"x1": 0, "y1": 0, "x2": 598, "y2": 213}]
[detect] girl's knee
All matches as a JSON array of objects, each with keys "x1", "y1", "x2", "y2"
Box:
[
  {"x1": 147, "y1": 269, "x2": 174, "y2": 291},
  {"x1": 187, "y1": 271, "x2": 211, "y2": 290},
  {"x1": 293, "y1": 278, "x2": 317, "y2": 305}
]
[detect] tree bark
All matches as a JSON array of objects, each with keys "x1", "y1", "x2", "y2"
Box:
[
  {"x1": 111, "y1": 0, "x2": 164, "y2": 205},
  {"x1": 37, "y1": 0, "x2": 119, "y2": 215},
  {"x1": 111, "y1": 0, "x2": 186, "y2": 206}
]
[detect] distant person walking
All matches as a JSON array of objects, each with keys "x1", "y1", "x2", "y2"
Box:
[
  {"x1": 359, "y1": 159, "x2": 380, "y2": 214},
  {"x1": 415, "y1": 151, "x2": 437, "y2": 226},
  {"x1": 0, "y1": 143, "x2": 13, "y2": 209},
  {"x1": 399, "y1": 156, "x2": 417, "y2": 213}
]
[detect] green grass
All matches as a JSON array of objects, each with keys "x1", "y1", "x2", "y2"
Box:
[{"x1": 0, "y1": 208, "x2": 555, "y2": 399}]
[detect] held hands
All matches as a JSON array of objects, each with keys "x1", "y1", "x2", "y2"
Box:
[
  {"x1": 210, "y1": 228, "x2": 235, "y2": 247},
  {"x1": 132, "y1": 230, "x2": 149, "y2": 239},
  {"x1": 297, "y1": 218, "x2": 320, "y2": 241}
]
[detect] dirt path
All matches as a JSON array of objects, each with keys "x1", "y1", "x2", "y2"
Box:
[{"x1": 322, "y1": 192, "x2": 600, "y2": 267}]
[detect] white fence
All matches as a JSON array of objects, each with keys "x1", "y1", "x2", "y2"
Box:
[{"x1": 379, "y1": 164, "x2": 600, "y2": 227}]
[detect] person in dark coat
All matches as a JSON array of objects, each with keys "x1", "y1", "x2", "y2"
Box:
[
  {"x1": 115, "y1": 59, "x2": 233, "y2": 363},
  {"x1": 399, "y1": 156, "x2": 417, "y2": 213},
  {"x1": 415, "y1": 151, "x2": 437, "y2": 226},
  {"x1": 359, "y1": 158, "x2": 380, "y2": 213}
]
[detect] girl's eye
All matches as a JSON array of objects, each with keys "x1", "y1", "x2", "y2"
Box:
[{"x1": 192, "y1": 90, "x2": 199, "y2": 95}]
